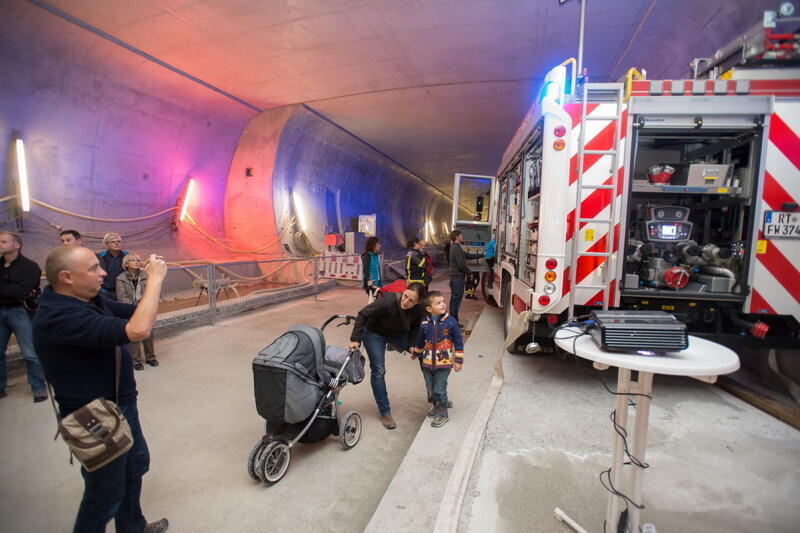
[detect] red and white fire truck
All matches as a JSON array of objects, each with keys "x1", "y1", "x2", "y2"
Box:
[{"x1": 486, "y1": 48, "x2": 800, "y2": 352}]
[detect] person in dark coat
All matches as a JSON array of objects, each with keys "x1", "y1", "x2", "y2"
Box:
[
  {"x1": 0, "y1": 231, "x2": 46, "y2": 402},
  {"x1": 348, "y1": 282, "x2": 426, "y2": 429},
  {"x1": 34, "y1": 246, "x2": 169, "y2": 533},
  {"x1": 405, "y1": 237, "x2": 431, "y2": 287},
  {"x1": 96, "y1": 232, "x2": 129, "y2": 300},
  {"x1": 448, "y1": 230, "x2": 484, "y2": 325}
]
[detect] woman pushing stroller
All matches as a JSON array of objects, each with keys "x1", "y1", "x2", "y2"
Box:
[{"x1": 348, "y1": 282, "x2": 426, "y2": 429}]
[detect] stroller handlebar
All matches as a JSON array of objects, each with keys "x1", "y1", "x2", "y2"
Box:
[{"x1": 321, "y1": 314, "x2": 357, "y2": 331}]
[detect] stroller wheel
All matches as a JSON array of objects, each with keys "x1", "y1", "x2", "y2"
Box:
[
  {"x1": 339, "y1": 411, "x2": 362, "y2": 450},
  {"x1": 258, "y1": 439, "x2": 291, "y2": 484},
  {"x1": 246, "y1": 437, "x2": 271, "y2": 481}
]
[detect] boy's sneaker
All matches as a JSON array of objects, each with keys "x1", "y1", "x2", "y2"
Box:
[
  {"x1": 427, "y1": 401, "x2": 454, "y2": 417},
  {"x1": 431, "y1": 414, "x2": 449, "y2": 428}
]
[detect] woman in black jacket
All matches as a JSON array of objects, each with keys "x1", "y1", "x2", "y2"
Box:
[{"x1": 348, "y1": 282, "x2": 426, "y2": 429}]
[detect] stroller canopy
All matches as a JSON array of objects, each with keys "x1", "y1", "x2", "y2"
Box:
[{"x1": 253, "y1": 325, "x2": 331, "y2": 424}]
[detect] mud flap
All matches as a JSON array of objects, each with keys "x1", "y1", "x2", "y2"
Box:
[{"x1": 504, "y1": 310, "x2": 532, "y2": 351}]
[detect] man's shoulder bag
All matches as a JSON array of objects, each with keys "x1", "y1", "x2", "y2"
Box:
[{"x1": 47, "y1": 347, "x2": 133, "y2": 472}]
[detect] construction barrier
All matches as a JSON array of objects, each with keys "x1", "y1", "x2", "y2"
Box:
[{"x1": 320, "y1": 253, "x2": 362, "y2": 281}]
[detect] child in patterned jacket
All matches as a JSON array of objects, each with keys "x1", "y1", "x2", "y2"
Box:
[{"x1": 412, "y1": 291, "x2": 464, "y2": 427}]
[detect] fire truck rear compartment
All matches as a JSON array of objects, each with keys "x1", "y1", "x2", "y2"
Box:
[{"x1": 620, "y1": 123, "x2": 764, "y2": 332}]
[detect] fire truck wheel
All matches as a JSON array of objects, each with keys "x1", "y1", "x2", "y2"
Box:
[
  {"x1": 502, "y1": 283, "x2": 512, "y2": 337},
  {"x1": 481, "y1": 272, "x2": 497, "y2": 306}
]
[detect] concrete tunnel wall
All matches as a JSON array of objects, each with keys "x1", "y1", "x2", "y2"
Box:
[
  {"x1": 0, "y1": 0, "x2": 256, "y2": 267},
  {"x1": 225, "y1": 104, "x2": 456, "y2": 264},
  {"x1": 2, "y1": 0, "x2": 457, "y2": 283}
]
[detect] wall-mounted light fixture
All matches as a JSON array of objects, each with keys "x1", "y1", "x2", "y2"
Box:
[
  {"x1": 179, "y1": 178, "x2": 196, "y2": 222},
  {"x1": 15, "y1": 138, "x2": 31, "y2": 212},
  {"x1": 427, "y1": 219, "x2": 435, "y2": 240}
]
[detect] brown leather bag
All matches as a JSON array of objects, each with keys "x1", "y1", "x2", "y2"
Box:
[{"x1": 48, "y1": 348, "x2": 133, "y2": 472}]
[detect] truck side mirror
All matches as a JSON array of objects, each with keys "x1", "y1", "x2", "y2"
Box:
[{"x1": 476, "y1": 195, "x2": 484, "y2": 212}]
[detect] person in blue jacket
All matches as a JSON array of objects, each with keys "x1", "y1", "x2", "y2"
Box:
[
  {"x1": 412, "y1": 290, "x2": 464, "y2": 428},
  {"x1": 484, "y1": 236, "x2": 496, "y2": 288},
  {"x1": 360, "y1": 236, "x2": 383, "y2": 301}
]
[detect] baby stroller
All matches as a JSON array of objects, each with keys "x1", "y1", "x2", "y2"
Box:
[{"x1": 247, "y1": 315, "x2": 366, "y2": 485}]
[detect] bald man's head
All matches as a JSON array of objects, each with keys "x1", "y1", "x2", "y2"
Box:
[
  {"x1": 45, "y1": 245, "x2": 82, "y2": 287},
  {"x1": 46, "y1": 246, "x2": 107, "y2": 301}
]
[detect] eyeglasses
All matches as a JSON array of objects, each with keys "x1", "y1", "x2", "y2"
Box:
[{"x1": 108, "y1": 240, "x2": 122, "y2": 244}]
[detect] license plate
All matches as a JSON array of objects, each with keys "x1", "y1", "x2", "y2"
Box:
[{"x1": 763, "y1": 211, "x2": 800, "y2": 238}]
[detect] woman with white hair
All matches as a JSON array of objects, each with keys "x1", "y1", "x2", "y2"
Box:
[{"x1": 116, "y1": 253, "x2": 159, "y2": 370}]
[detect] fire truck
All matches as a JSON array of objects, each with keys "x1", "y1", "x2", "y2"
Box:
[{"x1": 484, "y1": 36, "x2": 800, "y2": 353}]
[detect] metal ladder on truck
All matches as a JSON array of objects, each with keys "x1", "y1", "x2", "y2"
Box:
[{"x1": 567, "y1": 82, "x2": 625, "y2": 319}]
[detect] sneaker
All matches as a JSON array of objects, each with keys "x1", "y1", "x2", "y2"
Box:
[
  {"x1": 144, "y1": 518, "x2": 169, "y2": 533},
  {"x1": 431, "y1": 414, "x2": 449, "y2": 428},
  {"x1": 33, "y1": 390, "x2": 48, "y2": 403},
  {"x1": 428, "y1": 401, "x2": 454, "y2": 417},
  {"x1": 146, "y1": 359, "x2": 159, "y2": 367},
  {"x1": 134, "y1": 363, "x2": 144, "y2": 371},
  {"x1": 379, "y1": 413, "x2": 396, "y2": 430}
]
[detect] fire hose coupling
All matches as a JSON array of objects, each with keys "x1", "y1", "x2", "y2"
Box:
[
  {"x1": 751, "y1": 321, "x2": 769, "y2": 339},
  {"x1": 727, "y1": 310, "x2": 769, "y2": 339}
]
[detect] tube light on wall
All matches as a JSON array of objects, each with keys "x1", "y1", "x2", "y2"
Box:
[
  {"x1": 179, "y1": 178, "x2": 196, "y2": 222},
  {"x1": 292, "y1": 191, "x2": 308, "y2": 233},
  {"x1": 15, "y1": 139, "x2": 31, "y2": 212},
  {"x1": 427, "y1": 219, "x2": 435, "y2": 240}
]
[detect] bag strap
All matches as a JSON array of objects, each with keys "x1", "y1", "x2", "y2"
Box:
[
  {"x1": 115, "y1": 346, "x2": 121, "y2": 405},
  {"x1": 46, "y1": 346, "x2": 123, "y2": 435}
]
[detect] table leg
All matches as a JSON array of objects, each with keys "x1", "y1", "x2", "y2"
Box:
[
  {"x1": 606, "y1": 368, "x2": 632, "y2": 532},
  {"x1": 626, "y1": 371, "x2": 653, "y2": 532}
]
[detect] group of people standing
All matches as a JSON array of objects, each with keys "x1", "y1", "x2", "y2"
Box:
[{"x1": 350, "y1": 229, "x2": 491, "y2": 430}]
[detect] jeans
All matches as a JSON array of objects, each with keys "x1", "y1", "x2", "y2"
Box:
[
  {"x1": 422, "y1": 368, "x2": 451, "y2": 415},
  {"x1": 361, "y1": 328, "x2": 409, "y2": 416},
  {"x1": 74, "y1": 400, "x2": 150, "y2": 533},
  {"x1": 129, "y1": 337, "x2": 156, "y2": 364},
  {"x1": 449, "y1": 276, "x2": 466, "y2": 322},
  {"x1": 0, "y1": 305, "x2": 46, "y2": 392}
]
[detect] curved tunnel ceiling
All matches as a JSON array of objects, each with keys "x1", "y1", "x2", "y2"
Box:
[{"x1": 38, "y1": 0, "x2": 773, "y2": 197}]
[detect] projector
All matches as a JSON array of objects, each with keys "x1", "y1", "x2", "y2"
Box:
[{"x1": 587, "y1": 310, "x2": 688, "y2": 352}]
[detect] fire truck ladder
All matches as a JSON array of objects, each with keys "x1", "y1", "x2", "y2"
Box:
[{"x1": 567, "y1": 82, "x2": 625, "y2": 319}]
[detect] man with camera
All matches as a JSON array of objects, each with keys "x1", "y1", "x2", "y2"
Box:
[{"x1": 34, "y1": 245, "x2": 169, "y2": 533}]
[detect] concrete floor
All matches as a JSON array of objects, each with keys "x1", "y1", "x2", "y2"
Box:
[
  {"x1": 460, "y1": 344, "x2": 800, "y2": 532},
  {"x1": 0, "y1": 278, "x2": 485, "y2": 533},
  {"x1": 3, "y1": 280, "x2": 798, "y2": 533}
]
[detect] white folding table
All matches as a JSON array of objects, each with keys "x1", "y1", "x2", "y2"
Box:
[{"x1": 553, "y1": 328, "x2": 740, "y2": 532}]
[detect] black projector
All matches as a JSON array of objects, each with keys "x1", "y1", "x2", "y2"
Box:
[{"x1": 588, "y1": 310, "x2": 688, "y2": 352}]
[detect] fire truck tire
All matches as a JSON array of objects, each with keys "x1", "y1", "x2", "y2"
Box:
[
  {"x1": 502, "y1": 283, "x2": 512, "y2": 337},
  {"x1": 481, "y1": 272, "x2": 498, "y2": 306}
]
